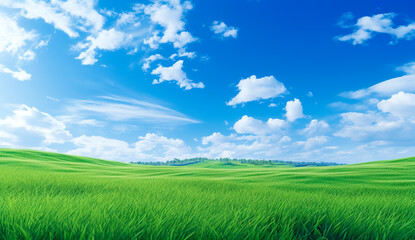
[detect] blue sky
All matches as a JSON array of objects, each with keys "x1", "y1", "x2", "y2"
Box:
[{"x1": 0, "y1": 0, "x2": 415, "y2": 163}]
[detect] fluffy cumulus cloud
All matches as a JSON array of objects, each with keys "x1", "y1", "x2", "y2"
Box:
[
  {"x1": 285, "y1": 99, "x2": 304, "y2": 122},
  {"x1": 298, "y1": 136, "x2": 329, "y2": 150},
  {"x1": 337, "y1": 13, "x2": 415, "y2": 45},
  {"x1": 211, "y1": 21, "x2": 238, "y2": 38},
  {"x1": 301, "y1": 119, "x2": 329, "y2": 136},
  {"x1": 76, "y1": 28, "x2": 126, "y2": 65},
  {"x1": 227, "y1": 75, "x2": 287, "y2": 106},
  {"x1": 141, "y1": 0, "x2": 196, "y2": 49},
  {"x1": 68, "y1": 133, "x2": 192, "y2": 162},
  {"x1": 0, "y1": 65, "x2": 31, "y2": 81},
  {"x1": 335, "y1": 94, "x2": 415, "y2": 143},
  {"x1": 151, "y1": 60, "x2": 204, "y2": 90},
  {"x1": 377, "y1": 91, "x2": 415, "y2": 120},
  {"x1": 233, "y1": 115, "x2": 288, "y2": 135},
  {"x1": 341, "y1": 61, "x2": 415, "y2": 99},
  {"x1": 0, "y1": 105, "x2": 72, "y2": 148},
  {"x1": 142, "y1": 54, "x2": 165, "y2": 71}
]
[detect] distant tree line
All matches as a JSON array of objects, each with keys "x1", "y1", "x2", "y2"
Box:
[{"x1": 130, "y1": 157, "x2": 344, "y2": 167}]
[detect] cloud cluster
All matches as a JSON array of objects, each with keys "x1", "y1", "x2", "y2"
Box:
[
  {"x1": 0, "y1": 105, "x2": 72, "y2": 149},
  {"x1": 211, "y1": 21, "x2": 238, "y2": 38},
  {"x1": 233, "y1": 115, "x2": 288, "y2": 135},
  {"x1": 0, "y1": 103, "x2": 196, "y2": 162},
  {"x1": 337, "y1": 13, "x2": 415, "y2": 45},
  {"x1": 0, "y1": 0, "x2": 207, "y2": 90},
  {"x1": 141, "y1": 0, "x2": 196, "y2": 49},
  {"x1": 68, "y1": 133, "x2": 192, "y2": 162}
]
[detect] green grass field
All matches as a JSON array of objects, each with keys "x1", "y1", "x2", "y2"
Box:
[{"x1": 0, "y1": 149, "x2": 414, "y2": 239}]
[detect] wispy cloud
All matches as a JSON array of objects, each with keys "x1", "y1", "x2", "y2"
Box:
[
  {"x1": 0, "y1": 64, "x2": 31, "y2": 81},
  {"x1": 63, "y1": 95, "x2": 200, "y2": 124}
]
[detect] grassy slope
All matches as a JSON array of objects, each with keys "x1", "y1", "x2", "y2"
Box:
[{"x1": 0, "y1": 149, "x2": 414, "y2": 239}]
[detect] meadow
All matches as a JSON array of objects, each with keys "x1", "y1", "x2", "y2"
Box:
[{"x1": 0, "y1": 149, "x2": 414, "y2": 239}]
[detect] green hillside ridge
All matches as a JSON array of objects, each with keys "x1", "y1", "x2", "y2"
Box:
[{"x1": 0, "y1": 148, "x2": 414, "y2": 239}]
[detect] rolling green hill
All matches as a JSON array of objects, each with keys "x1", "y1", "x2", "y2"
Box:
[{"x1": 0, "y1": 148, "x2": 414, "y2": 239}]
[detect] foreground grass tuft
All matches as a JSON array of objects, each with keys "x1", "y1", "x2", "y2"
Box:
[{"x1": 0, "y1": 149, "x2": 414, "y2": 239}]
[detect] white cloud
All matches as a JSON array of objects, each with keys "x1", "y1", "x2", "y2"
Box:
[
  {"x1": 151, "y1": 60, "x2": 204, "y2": 90},
  {"x1": 116, "y1": 11, "x2": 140, "y2": 27},
  {"x1": 301, "y1": 119, "x2": 329, "y2": 136},
  {"x1": 143, "y1": 31, "x2": 162, "y2": 49},
  {"x1": 178, "y1": 50, "x2": 196, "y2": 59},
  {"x1": 211, "y1": 21, "x2": 238, "y2": 38},
  {"x1": 76, "y1": 28, "x2": 126, "y2": 65},
  {"x1": 141, "y1": 0, "x2": 196, "y2": 49},
  {"x1": 56, "y1": 0, "x2": 105, "y2": 32},
  {"x1": 268, "y1": 103, "x2": 277, "y2": 107},
  {"x1": 298, "y1": 136, "x2": 329, "y2": 150},
  {"x1": 233, "y1": 115, "x2": 288, "y2": 135},
  {"x1": 134, "y1": 133, "x2": 191, "y2": 160},
  {"x1": 0, "y1": 105, "x2": 72, "y2": 148},
  {"x1": 337, "y1": 13, "x2": 415, "y2": 45},
  {"x1": 68, "y1": 135, "x2": 132, "y2": 161},
  {"x1": 68, "y1": 133, "x2": 192, "y2": 162},
  {"x1": 1, "y1": 0, "x2": 199, "y2": 66},
  {"x1": 285, "y1": 98, "x2": 304, "y2": 122},
  {"x1": 199, "y1": 132, "x2": 283, "y2": 159},
  {"x1": 377, "y1": 91, "x2": 415, "y2": 120},
  {"x1": 36, "y1": 39, "x2": 49, "y2": 48},
  {"x1": 63, "y1": 95, "x2": 199, "y2": 124},
  {"x1": 1, "y1": 0, "x2": 79, "y2": 38},
  {"x1": 169, "y1": 50, "x2": 196, "y2": 60},
  {"x1": 334, "y1": 111, "x2": 408, "y2": 141},
  {"x1": 18, "y1": 50, "x2": 36, "y2": 61},
  {"x1": 341, "y1": 74, "x2": 415, "y2": 99},
  {"x1": 1, "y1": 0, "x2": 105, "y2": 38},
  {"x1": 0, "y1": 13, "x2": 37, "y2": 54},
  {"x1": 0, "y1": 65, "x2": 31, "y2": 81},
  {"x1": 397, "y1": 61, "x2": 415, "y2": 75},
  {"x1": 227, "y1": 75, "x2": 287, "y2": 106},
  {"x1": 341, "y1": 61, "x2": 415, "y2": 99},
  {"x1": 142, "y1": 54, "x2": 164, "y2": 71}
]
